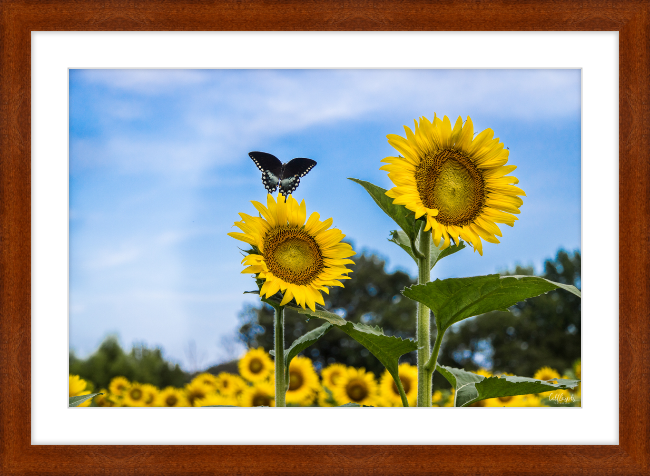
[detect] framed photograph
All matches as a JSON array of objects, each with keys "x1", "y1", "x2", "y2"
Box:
[{"x1": 2, "y1": 0, "x2": 648, "y2": 474}]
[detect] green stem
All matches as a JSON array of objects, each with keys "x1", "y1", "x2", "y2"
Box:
[
  {"x1": 273, "y1": 304, "x2": 286, "y2": 407},
  {"x1": 425, "y1": 327, "x2": 444, "y2": 373},
  {"x1": 416, "y1": 225, "x2": 432, "y2": 407},
  {"x1": 395, "y1": 374, "x2": 410, "y2": 407}
]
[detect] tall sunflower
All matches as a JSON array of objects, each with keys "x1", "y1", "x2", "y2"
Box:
[
  {"x1": 381, "y1": 115, "x2": 525, "y2": 255},
  {"x1": 379, "y1": 363, "x2": 417, "y2": 407},
  {"x1": 228, "y1": 194, "x2": 355, "y2": 311},
  {"x1": 238, "y1": 348, "x2": 274, "y2": 383},
  {"x1": 285, "y1": 356, "x2": 320, "y2": 406},
  {"x1": 332, "y1": 367, "x2": 378, "y2": 407}
]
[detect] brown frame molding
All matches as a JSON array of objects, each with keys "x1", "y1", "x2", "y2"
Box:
[{"x1": 1, "y1": 1, "x2": 648, "y2": 474}]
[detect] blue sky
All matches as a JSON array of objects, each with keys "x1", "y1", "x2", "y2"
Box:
[{"x1": 69, "y1": 69, "x2": 581, "y2": 371}]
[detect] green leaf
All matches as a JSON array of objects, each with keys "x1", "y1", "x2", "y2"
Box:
[
  {"x1": 282, "y1": 322, "x2": 332, "y2": 389},
  {"x1": 348, "y1": 178, "x2": 417, "y2": 239},
  {"x1": 69, "y1": 393, "x2": 103, "y2": 407},
  {"x1": 388, "y1": 229, "x2": 466, "y2": 268},
  {"x1": 339, "y1": 402, "x2": 375, "y2": 407},
  {"x1": 403, "y1": 274, "x2": 581, "y2": 331},
  {"x1": 436, "y1": 364, "x2": 580, "y2": 407},
  {"x1": 289, "y1": 304, "x2": 417, "y2": 406}
]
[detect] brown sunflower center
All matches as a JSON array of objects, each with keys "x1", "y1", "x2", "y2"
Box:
[
  {"x1": 129, "y1": 389, "x2": 142, "y2": 400},
  {"x1": 392, "y1": 376, "x2": 412, "y2": 395},
  {"x1": 252, "y1": 393, "x2": 272, "y2": 407},
  {"x1": 249, "y1": 358, "x2": 264, "y2": 374},
  {"x1": 289, "y1": 370, "x2": 304, "y2": 391},
  {"x1": 346, "y1": 379, "x2": 369, "y2": 402},
  {"x1": 263, "y1": 226, "x2": 323, "y2": 286},
  {"x1": 165, "y1": 395, "x2": 178, "y2": 406},
  {"x1": 414, "y1": 148, "x2": 485, "y2": 226}
]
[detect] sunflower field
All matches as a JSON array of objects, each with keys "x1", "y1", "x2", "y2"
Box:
[{"x1": 70, "y1": 348, "x2": 581, "y2": 408}]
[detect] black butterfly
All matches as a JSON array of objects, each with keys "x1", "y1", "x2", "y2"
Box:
[{"x1": 249, "y1": 151, "x2": 317, "y2": 196}]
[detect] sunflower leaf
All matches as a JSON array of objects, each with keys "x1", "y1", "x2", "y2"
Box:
[
  {"x1": 389, "y1": 230, "x2": 466, "y2": 268},
  {"x1": 69, "y1": 393, "x2": 103, "y2": 407},
  {"x1": 288, "y1": 304, "x2": 417, "y2": 406},
  {"x1": 283, "y1": 323, "x2": 332, "y2": 390},
  {"x1": 402, "y1": 274, "x2": 581, "y2": 331},
  {"x1": 348, "y1": 178, "x2": 417, "y2": 240},
  {"x1": 436, "y1": 364, "x2": 580, "y2": 407}
]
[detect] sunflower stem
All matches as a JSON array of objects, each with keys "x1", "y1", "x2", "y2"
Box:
[
  {"x1": 273, "y1": 304, "x2": 286, "y2": 407},
  {"x1": 416, "y1": 225, "x2": 432, "y2": 407},
  {"x1": 424, "y1": 326, "x2": 444, "y2": 373},
  {"x1": 395, "y1": 374, "x2": 410, "y2": 407}
]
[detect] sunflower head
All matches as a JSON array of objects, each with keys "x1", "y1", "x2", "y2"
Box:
[
  {"x1": 69, "y1": 375, "x2": 88, "y2": 398},
  {"x1": 185, "y1": 381, "x2": 214, "y2": 407},
  {"x1": 332, "y1": 367, "x2": 378, "y2": 406},
  {"x1": 239, "y1": 348, "x2": 274, "y2": 383},
  {"x1": 286, "y1": 356, "x2": 320, "y2": 406},
  {"x1": 191, "y1": 373, "x2": 219, "y2": 392},
  {"x1": 484, "y1": 394, "x2": 525, "y2": 407},
  {"x1": 379, "y1": 363, "x2": 417, "y2": 407},
  {"x1": 229, "y1": 194, "x2": 355, "y2": 311},
  {"x1": 240, "y1": 381, "x2": 276, "y2": 407},
  {"x1": 214, "y1": 372, "x2": 246, "y2": 397},
  {"x1": 109, "y1": 376, "x2": 130, "y2": 397},
  {"x1": 534, "y1": 366, "x2": 561, "y2": 382},
  {"x1": 381, "y1": 115, "x2": 525, "y2": 255},
  {"x1": 155, "y1": 387, "x2": 189, "y2": 407},
  {"x1": 140, "y1": 384, "x2": 159, "y2": 406},
  {"x1": 320, "y1": 363, "x2": 348, "y2": 390},
  {"x1": 123, "y1": 383, "x2": 147, "y2": 407},
  {"x1": 195, "y1": 393, "x2": 238, "y2": 407},
  {"x1": 94, "y1": 389, "x2": 114, "y2": 407}
]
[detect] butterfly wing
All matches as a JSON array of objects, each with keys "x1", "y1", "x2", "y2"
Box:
[
  {"x1": 283, "y1": 157, "x2": 317, "y2": 179},
  {"x1": 249, "y1": 152, "x2": 283, "y2": 194},
  {"x1": 279, "y1": 176, "x2": 300, "y2": 197}
]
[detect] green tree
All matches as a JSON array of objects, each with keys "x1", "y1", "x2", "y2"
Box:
[
  {"x1": 69, "y1": 336, "x2": 189, "y2": 390},
  {"x1": 437, "y1": 250, "x2": 581, "y2": 377},
  {"x1": 237, "y1": 250, "x2": 418, "y2": 375}
]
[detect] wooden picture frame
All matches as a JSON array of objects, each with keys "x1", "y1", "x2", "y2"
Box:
[{"x1": 1, "y1": 0, "x2": 648, "y2": 474}]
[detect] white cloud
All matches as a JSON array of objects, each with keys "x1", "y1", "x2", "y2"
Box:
[{"x1": 76, "y1": 69, "x2": 210, "y2": 94}]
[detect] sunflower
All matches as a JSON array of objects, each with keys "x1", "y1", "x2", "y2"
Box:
[
  {"x1": 68, "y1": 375, "x2": 92, "y2": 407},
  {"x1": 332, "y1": 367, "x2": 378, "y2": 406},
  {"x1": 286, "y1": 356, "x2": 320, "y2": 406},
  {"x1": 141, "y1": 384, "x2": 159, "y2": 406},
  {"x1": 123, "y1": 383, "x2": 148, "y2": 407},
  {"x1": 321, "y1": 363, "x2": 348, "y2": 390},
  {"x1": 381, "y1": 115, "x2": 525, "y2": 255},
  {"x1": 214, "y1": 373, "x2": 246, "y2": 398},
  {"x1": 185, "y1": 380, "x2": 215, "y2": 407},
  {"x1": 229, "y1": 194, "x2": 355, "y2": 311},
  {"x1": 484, "y1": 394, "x2": 525, "y2": 407},
  {"x1": 191, "y1": 373, "x2": 219, "y2": 393},
  {"x1": 534, "y1": 366, "x2": 561, "y2": 396},
  {"x1": 238, "y1": 348, "x2": 274, "y2": 383},
  {"x1": 431, "y1": 390, "x2": 445, "y2": 407},
  {"x1": 94, "y1": 389, "x2": 114, "y2": 407},
  {"x1": 155, "y1": 387, "x2": 189, "y2": 407},
  {"x1": 379, "y1": 363, "x2": 417, "y2": 407},
  {"x1": 109, "y1": 376, "x2": 130, "y2": 397},
  {"x1": 240, "y1": 381, "x2": 276, "y2": 407},
  {"x1": 475, "y1": 369, "x2": 493, "y2": 379}
]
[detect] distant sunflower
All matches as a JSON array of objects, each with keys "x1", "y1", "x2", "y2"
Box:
[
  {"x1": 94, "y1": 389, "x2": 114, "y2": 407},
  {"x1": 240, "y1": 382, "x2": 276, "y2": 407},
  {"x1": 69, "y1": 375, "x2": 88, "y2": 397},
  {"x1": 574, "y1": 360, "x2": 581, "y2": 380},
  {"x1": 381, "y1": 115, "x2": 525, "y2": 255},
  {"x1": 123, "y1": 383, "x2": 147, "y2": 407},
  {"x1": 109, "y1": 376, "x2": 130, "y2": 397},
  {"x1": 192, "y1": 373, "x2": 219, "y2": 393},
  {"x1": 534, "y1": 366, "x2": 561, "y2": 396},
  {"x1": 185, "y1": 381, "x2": 214, "y2": 407},
  {"x1": 475, "y1": 369, "x2": 493, "y2": 378},
  {"x1": 239, "y1": 348, "x2": 274, "y2": 383},
  {"x1": 286, "y1": 356, "x2": 320, "y2": 406},
  {"x1": 379, "y1": 363, "x2": 417, "y2": 407},
  {"x1": 484, "y1": 394, "x2": 525, "y2": 407},
  {"x1": 229, "y1": 194, "x2": 355, "y2": 311},
  {"x1": 156, "y1": 387, "x2": 189, "y2": 407},
  {"x1": 141, "y1": 384, "x2": 159, "y2": 406},
  {"x1": 320, "y1": 363, "x2": 348, "y2": 390},
  {"x1": 332, "y1": 367, "x2": 378, "y2": 406},
  {"x1": 214, "y1": 373, "x2": 246, "y2": 398}
]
